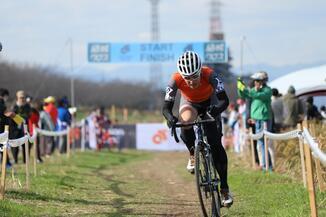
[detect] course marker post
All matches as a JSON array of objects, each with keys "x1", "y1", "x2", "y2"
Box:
[
  {"x1": 33, "y1": 124, "x2": 37, "y2": 177},
  {"x1": 302, "y1": 121, "x2": 317, "y2": 217},
  {"x1": 263, "y1": 122, "x2": 269, "y2": 172},
  {"x1": 23, "y1": 124, "x2": 30, "y2": 190},
  {"x1": 308, "y1": 121, "x2": 325, "y2": 192},
  {"x1": 298, "y1": 123, "x2": 307, "y2": 188},
  {"x1": 0, "y1": 125, "x2": 9, "y2": 200}
]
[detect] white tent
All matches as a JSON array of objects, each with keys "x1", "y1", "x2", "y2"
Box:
[{"x1": 268, "y1": 65, "x2": 326, "y2": 96}]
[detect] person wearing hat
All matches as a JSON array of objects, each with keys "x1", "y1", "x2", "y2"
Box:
[
  {"x1": 282, "y1": 86, "x2": 304, "y2": 128},
  {"x1": 43, "y1": 96, "x2": 59, "y2": 154},
  {"x1": 43, "y1": 96, "x2": 58, "y2": 128},
  {"x1": 237, "y1": 71, "x2": 273, "y2": 171}
]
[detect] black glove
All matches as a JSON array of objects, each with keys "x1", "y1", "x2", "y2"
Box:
[
  {"x1": 207, "y1": 105, "x2": 219, "y2": 117},
  {"x1": 166, "y1": 115, "x2": 178, "y2": 128}
]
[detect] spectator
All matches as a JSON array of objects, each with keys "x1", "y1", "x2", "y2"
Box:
[
  {"x1": 0, "y1": 88, "x2": 14, "y2": 168},
  {"x1": 321, "y1": 106, "x2": 326, "y2": 119},
  {"x1": 28, "y1": 100, "x2": 43, "y2": 163},
  {"x1": 57, "y1": 97, "x2": 72, "y2": 153},
  {"x1": 11, "y1": 90, "x2": 31, "y2": 164},
  {"x1": 94, "y1": 106, "x2": 110, "y2": 150},
  {"x1": 86, "y1": 110, "x2": 97, "y2": 150},
  {"x1": 227, "y1": 103, "x2": 238, "y2": 130},
  {"x1": 244, "y1": 80, "x2": 260, "y2": 168},
  {"x1": 236, "y1": 98, "x2": 247, "y2": 153},
  {"x1": 271, "y1": 88, "x2": 283, "y2": 133},
  {"x1": 320, "y1": 106, "x2": 326, "y2": 124},
  {"x1": 238, "y1": 71, "x2": 273, "y2": 171},
  {"x1": 305, "y1": 96, "x2": 322, "y2": 121},
  {"x1": 282, "y1": 86, "x2": 304, "y2": 128},
  {"x1": 43, "y1": 96, "x2": 58, "y2": 128},
  {"x1": 43, "y1": 96, "x2": 58, "y2": 154},
  {"x1": 38, "y1": 102, "x2": 55, "y2": 156}
]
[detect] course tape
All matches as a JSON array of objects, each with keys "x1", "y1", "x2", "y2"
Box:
[
  {"x1": 248, "y1": 128, "x2": 326, "y2": 167},
  {"x1": 302, "y1": 128, "x2": 326, "y2": 166},
  {"x1": 36, "y1": 128, "x2": 68, "y2": 137},
  {"x1": 264, "y1": 130, "x2": 301, "y2": 140},
  {"x1": 0, "y1": 131, "x2": 8, "y2": 144},
  {"x1": 0, "y1": 128, "x2": 69, "y2": 152}
]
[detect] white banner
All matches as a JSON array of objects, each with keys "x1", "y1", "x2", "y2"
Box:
[{"x1": 136, "y1": 123, "x2": 187, "y2": 151}]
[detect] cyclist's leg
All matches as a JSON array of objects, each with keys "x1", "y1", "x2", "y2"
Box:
[
  {"x1": 179, "y1": 97, "x2": 198, "y2": 155},
  {"x1": 204, "y1": 119, "x2": 228, "y2": 189},
  {"x1": 204, "y1": 95, "x2": 229, "y2": 189}
]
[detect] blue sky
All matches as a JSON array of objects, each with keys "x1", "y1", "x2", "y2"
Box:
[{"x1": 1, "y1": 0, "x2": 326, "y2": 82}]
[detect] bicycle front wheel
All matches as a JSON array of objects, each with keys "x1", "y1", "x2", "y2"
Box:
[{"x1": 195, "y1": 143, "x2": 219, "y2": 217}]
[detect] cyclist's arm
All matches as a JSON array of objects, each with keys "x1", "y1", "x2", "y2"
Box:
[
  {"x1": 214, "y1": 91, "x2": 229, "y2": 113},
  {"x1": 162, "y1": 79, "x2": 178, "y2": 120},
  {"x1": 209, "y1": 72, "x2": 230, "y2": 113}
]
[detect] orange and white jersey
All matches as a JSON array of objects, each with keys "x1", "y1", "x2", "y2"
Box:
[{"x1": 164, "y1": 66, "x2": 225, "y2": 103}]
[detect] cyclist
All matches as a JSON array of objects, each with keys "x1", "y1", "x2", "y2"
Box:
[{"x1": 162, "y1": 51, "x2": 233, "y2": 206}]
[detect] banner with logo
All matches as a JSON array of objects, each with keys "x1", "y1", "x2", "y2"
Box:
[
  {"x1": 136, "y1": 123, "x2": 187, "y2": 151},
  {"x1": 88, "y1": 40, "x2": 228, "y2": 63}
]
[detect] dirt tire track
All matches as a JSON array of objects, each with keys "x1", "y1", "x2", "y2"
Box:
[{"x1": 112, "y1": 151, "x2": 203, "y2": 217}]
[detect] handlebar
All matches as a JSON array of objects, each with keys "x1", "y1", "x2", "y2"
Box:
[{"x1": 170, "y1": 113, "x2": 216, "y2": 143}]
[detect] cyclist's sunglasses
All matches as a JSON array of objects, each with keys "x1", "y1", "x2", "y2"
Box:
[{"x1": 183, "y1": 72, "x2": 201, "y2": 81}]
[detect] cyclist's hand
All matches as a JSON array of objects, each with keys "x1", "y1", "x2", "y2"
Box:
[
  {"x1": 207, "y1": 105, "x2": 219, "y2": 117},
  {"x1": 237, "y1": 77, "x2": 246, "y2": 91},
  {"x1": 166, "y1": 115, "x2": 178, "y2": 128}
]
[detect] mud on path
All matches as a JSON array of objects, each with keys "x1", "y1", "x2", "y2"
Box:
[{"x1": 106, "y1": 151, "x2": 203, "y2": 217}]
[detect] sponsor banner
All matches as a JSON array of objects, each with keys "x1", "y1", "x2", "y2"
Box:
[
  {"x1": 88, "y1": 40, "x2": 228, "y2": 63},
  {"x1": 110, "y1": 124, "x2": 136, "y2": 149},
  {"x1": 136, "y1": 123, "x2": 187, "y2": 151}
]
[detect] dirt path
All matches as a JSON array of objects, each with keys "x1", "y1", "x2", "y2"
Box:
[{"x1": 108, "y1": 151, "x2": 203, "y2": 217}]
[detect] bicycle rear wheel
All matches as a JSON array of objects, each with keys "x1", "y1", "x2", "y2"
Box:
[{"x1": 195, "y1": 143, "x2": 219, "y2": 217}]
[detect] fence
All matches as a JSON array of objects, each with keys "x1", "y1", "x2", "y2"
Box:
[
  {"x1": 247, "y1": 120, "x2": 325, "y2": 217},
  {"x1": 0, "y1": 124, "x2": 70, "y2": 199}
]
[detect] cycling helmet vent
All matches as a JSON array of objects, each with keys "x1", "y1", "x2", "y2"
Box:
[{"x1": 177, "y1": 51, "x2": 202, "y2": 78}]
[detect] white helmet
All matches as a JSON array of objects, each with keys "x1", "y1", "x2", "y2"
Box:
[
  {"x1": 177, "y1": 51, "x2": 202, "y2": 78},
  {"x1": 251, "y1": 70, "x2": 268, "y2": 81}
]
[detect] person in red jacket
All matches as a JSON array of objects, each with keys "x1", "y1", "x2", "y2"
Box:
[
  {"x1": 28, "y1": 100, "x2": 43, "y2": 163},
  {"x1": 43, "y1": 96, "x2": 58, "y2": 129},
  {"x1": 43, "y1": 96, "x2": 58, "y2": 154}
]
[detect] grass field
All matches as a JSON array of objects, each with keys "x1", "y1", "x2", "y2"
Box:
[{"x1": 0, "y1": 150, "x2": 325, "y2": 217}]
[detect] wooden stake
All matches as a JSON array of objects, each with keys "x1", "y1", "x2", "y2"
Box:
[
  {"x1": 67, "y1": 127, "x2": 70, "y2": 158},
  {"x1": 0, "y1": 125, "x2": 9, "y2": 200},
  {"x1": 315, "y1": 143, "x2": 325, "y2": 192},
  {"x1": 23, "y1": 124, "x2": 30, "y2": 190},
  {"x1": 302, "y1": 121, "x2": 317, "y2": 217},
  {"x1": 309, "y1": 121, "x2": 325, "y2": 192},
  {"x1": 298, "y1": 123, "x2": 307, "y2": 188},
  {"x1": 123, "y1": 107, "x2": 128, "y2": 123},
  {"x1": 263, "y1": 122, "x2": 269, "y2": 171},
  {"x1": 110, "y1": 105, "x2": 116, "y2": 122},
  {"x1": 33, "y1": 124, "x2": 37, "y2": 177}
]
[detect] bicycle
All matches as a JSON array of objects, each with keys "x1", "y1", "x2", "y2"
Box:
[{"x1": 171, "y1": 112, "x2": 222, "y2": 217}]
